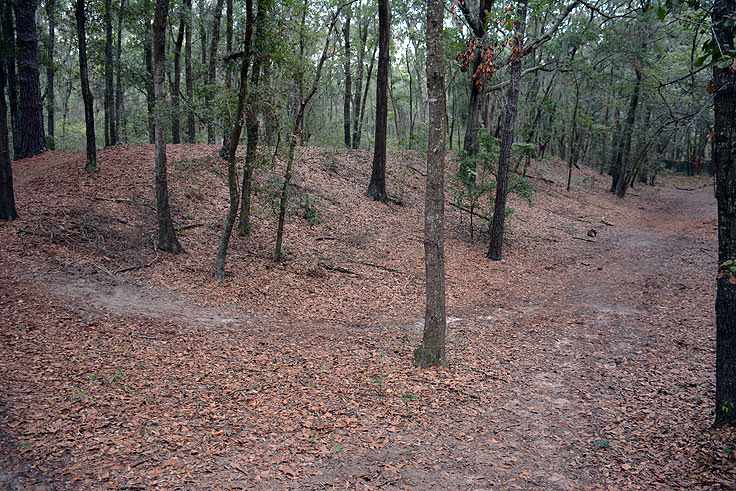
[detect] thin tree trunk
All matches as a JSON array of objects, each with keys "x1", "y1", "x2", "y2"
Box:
[
  {"x1": 75, "y1": 0, "x2": 96, "y2": 173},
  {"x1": 263, "y1": 59, "x2": 276, "y2": 146},
  {"x1": 171, "y1": 7, "x2": 185, "y2": 144},
  {"x1": 356, "y1": 40, "x2": 377, "y2": 148},
  {"x1": 1, "y1": 1, "x2": 19, "y2": 160},
  {"x1": 342, "y1": 9, "x2": 351, "y2": 148},
  {"x1": 144, "y1": 0, "x2": 155, "y2": 144},
  {"x1": 14, "y1": 0, "x2": 46, "y2": 159},
  {"x1": 153, "y1": 0, "x2": 183, "y2": 253},
  {"x1": 222, "y1": 0, "x2": 232, "y2": 148},
  {"x1": 0, "y1": 50, "x2": 16, "y2": 220},
  {"x1": 487, "y1": 0, "x2": 527, "y2": 261},
  {"x1": 206, "y1": 0, "x2": 225, "y2": 144},
  {"x1": 45, "y1": 0, "x2": 55, "y2": 149},
  {"x1": 415, "y1": 0, "x2": 446, "y2": 367},
  {"x1": 214, "y1": 0, "x2": 254, "y2": 283},
  {"x1": 104, "y1": 0, "x2": 115, "y2": 146},
  {"x1": 275, "y1": 4, "x2": 345, "y2": 261},
  {"x1": 237, "y1": 0, "x2": 269, "y2": 236},
  {"x1": 367, "y1": 0, "x2": 390, "y2": 202},
  {"x1": 615, "y1": 67, "x2": 641, "y2": 198},
  {"x1": 185, "y1": 0, "x2": 195, "y2": 142},
  {"x1": 115, "y1": 0, "x2": 125, "y2": 139},
  {"x1": 351, "y1": 16, "x2": 367, "y2": 149}
]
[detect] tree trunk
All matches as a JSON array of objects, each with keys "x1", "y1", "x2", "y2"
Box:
[
  {"x1": 342, "y1": 10, "x2": 351, "y2": 148},
  {"x1": 171, "y1": 7, "x2": 185, "y2": 144},
  {"x1": 14, "y1": 0, "x2": 46, "y2": 160},
  {"x1": 104, "y1": 0, "x2": 115, "y2": 146},
  {"x1": 144, "y1": 0, "x2": 155, "y2": 145},
  {"x1": 415, "y1": 0, "x2": 446, "y2": 368},
  {"x1": 153, "y1": 0, "x2": 183, "y2": 254},
  {"x1": 221, "y1": 0, "x2": 232, "y2": 149},
  {"x1": 0, "y1": 52, "x2": 16, "y2": 221},
  {"x1": 115, "y1": 0, "x2": 125, "y2": 140},
  {"x1": 237, "y1": 0, "x2": 269, "y2": 237},
  {"x1": 214, "y1": 0, "x2": 253, "y2": 283},
  {"x1": 75, "y1": 0, "x2": 97, "y2": 173},
  {"x1": 367, "y1": 0, "x2": 390, "y2": 202},
  {"x1": 356, "y1": 40, "x2": 377, "y2": 149},
  {"x1": 206, "y1": 0, "x2": 224, "y2": 144},
  {"x1": 712, "y1": 0, "x2": 736, "y2": 427},
  {"x1": 351, "y1": 16, "x2": 368, "y2": 149},
  {"x1": 487, "y1": 0, "x2": 527, "y2": 261},
  {"x1": 185, "y1": 0, "x2": 195, "y2": 143},
  {"x1": 615, "y1": 67, "x2": 641, "y2": 198},
  {"x1": 275, "y1": 4, "x2": 344, "y2": 261},
  {"x1": 45, "y1": 0, "x2": 55, "y2": 149},
  {"x1": 263, "y1": 59, "x2": 276, "y2": 146},
  {"x1": 1, "y1": 1, "x2": 18, "y2": 160}
]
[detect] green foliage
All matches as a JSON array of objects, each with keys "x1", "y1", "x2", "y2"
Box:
[
  {"x1": 449, "y1": 134, "x2": 533, "y2": 237},
  {"x1": 298, "y1": 192, "x2": 322, "y2": 226}
]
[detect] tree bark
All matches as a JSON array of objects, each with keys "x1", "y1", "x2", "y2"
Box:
[
  {"x1": 0, "y1": 50, "x2": 16, "y2": 221},
  {"x1": 615, "y1": 67, "x2": 641, "y2": 198},
  {"x1": 221, "y1": 0, "x2": 233, "y2": 149},
  {"x1": 45, "y1": 0, "x2": 55, "y2": 149},
  {"x1": 342, "y1": 9, "x2": 351, "y2": 148},
  {"x1": 237, "y1": 0, "x2": 269, "y2": 237},
  {"x1": 75, "y1": 0, "x2": 97, "y2": 173},
  {"x1": 153, "y1": 0, "x2": 183, "y2": 253},
  {"x1": 415, "y1": 0, "x2": 446, "y2": 368},
  {"x1": 1, "y1": 1, "x2": 19, "y2": 160},
  {"x1": 104, "y1": 0, "x2": 115, "y2": 146},
  {"x1": 487, "y1": 0, "x2": 527, "y2": 261},
  {"x1": 185, "y1": 0, "x2": 195, "y2": 143},
  {"x1": 144, "y1": 0, "x2": 155, "y2": 144},
  {"x1": 367, "y1": 0, "x2": 390, "y2": 202},
  {"x1": 171, "y1": 6, "x2": 185, "y2": 144},
  {"x1": 206, "y1": 0, "x2": 225, "y2": 144},
  {"x1": 351, "y1": 15, "x2": 368, "y2": 149},
  {"x1": 712, "y1": 0, "x2": 736, "y2": 427},
  {"x1": 14, "y1": 0, "x2": 46, "y2": 160},
  {"x1": 115, "y1": 0, "x2": 125, "y2": 139},
  {"x1": 214, "y1": 0, "x2": 253, "y2": 283},
  {"x1": 356, "y1": 40, "x2": 377, "y2": 149}
]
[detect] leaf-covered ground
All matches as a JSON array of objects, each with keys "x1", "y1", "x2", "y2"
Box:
[{"x1": 0, "y1": 144, "x2": 733, "y2": 489}]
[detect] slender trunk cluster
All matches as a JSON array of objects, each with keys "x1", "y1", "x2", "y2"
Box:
[{"x1": 0, "y1": 46, "x2": 16, "y2": 221}]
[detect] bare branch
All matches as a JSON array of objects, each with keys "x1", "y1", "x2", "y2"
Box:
[{"x1": 521, "y1": 1, "x2": 580, "y2": 57}]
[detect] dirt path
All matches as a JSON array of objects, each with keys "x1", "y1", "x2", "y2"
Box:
[{"x1": 0, "y1": 183, "x2": 729, "y2": 489}]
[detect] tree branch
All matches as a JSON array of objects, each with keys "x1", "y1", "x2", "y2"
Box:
[{"x1": 521, "y1": 1, "x2": 580, "y2": 57}]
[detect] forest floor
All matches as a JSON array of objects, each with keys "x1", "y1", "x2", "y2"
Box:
[{"x1": 0, "y1": 144, "x2": 734, "y2": 489}]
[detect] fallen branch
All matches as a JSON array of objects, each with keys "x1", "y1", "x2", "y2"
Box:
[
  {"x1": 93, "y1": 196, "x2": 155, "y2": 209},
  {"x1": 573, "y1": 236, "x2": 596, "y2": 243},
  {"x1": 321, "y1": 263, "x2": 360, "y2": 276},
  {"x1": 176, "y1": 223, "x2": 205, "y2": 232},
  {"x1": 407, "y1": 165, "x2": 426, "y2": 177},
  {"x1": 346, "y1": 259, "x2": 404, "y2": 275},
  {"x1": 674, "y1": 186, "x2": 695, "y2": 191}
]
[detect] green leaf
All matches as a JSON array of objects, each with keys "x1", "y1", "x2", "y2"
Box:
[
  {"x1": 657, "y1": 5, "x2": 666, "y2": 20},
  {"x1": 694, "y1": 53, "x2": 710, "y2": 67}
]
